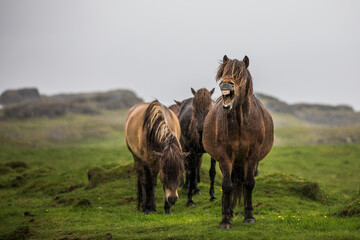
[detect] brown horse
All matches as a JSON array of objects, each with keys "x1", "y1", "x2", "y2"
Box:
[
  {"x1": 203, "y1": 55, "x2": 274, "y2": 229},
  {"x1": 178, "y1": 88, "x2": 216, "y2": 206},
  {"x1": 125, "y1": 100, "x2": 185, "y2": 214},
  {"x1": 168, "y1": 100, "x2": 182, "y2": 116}
]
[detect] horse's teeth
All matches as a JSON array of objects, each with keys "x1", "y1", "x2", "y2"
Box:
[{"x1": 221, "y1": 90, "x2": 230, "y2": 95}]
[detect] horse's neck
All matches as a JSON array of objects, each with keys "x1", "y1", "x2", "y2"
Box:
[{"x1": 229, "y1": 94, "x2": 253, "y2": 129}]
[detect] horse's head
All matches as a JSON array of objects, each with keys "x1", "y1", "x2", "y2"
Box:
[
  {"x1": 216, "y1": 55, "x2": 253, "y2": 110},
  {"x1": 158, "y1": 137, "x2": 185, "y2": 205},
  {"x1": 190, "y1": 88, "x2": 215, "y2": 132}
]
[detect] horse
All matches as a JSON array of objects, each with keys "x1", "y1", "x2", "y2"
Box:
[
  {"x1": 203, "y1": 55, "x2": 274, "y2": 229},
  {"x1": 125, "y1": 100, "x2": 185, "y2": 214},
  {"x1": 178, "y1": 87, "x2": 216, "y2": 206},
  {"x1": 168, "y1": 100, "x2": 182, "y2": 116}
]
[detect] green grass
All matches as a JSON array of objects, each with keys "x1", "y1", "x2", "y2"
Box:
[{"x1": 0, "y1": 113, "x2": 359, "y2": 239}]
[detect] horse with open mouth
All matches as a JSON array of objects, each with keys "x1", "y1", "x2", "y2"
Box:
[
  {"x1": 125, "y1": 100, "x2": 185, "y2": 214},
  {"x1": 203, "y1": 55, "x2": 274, "y2": 229}
]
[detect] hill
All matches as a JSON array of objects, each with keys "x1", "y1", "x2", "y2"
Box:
[
  {"x1": 0, "y1": 88, "x2": 143, "y2": 119},
  {"x1": 256, "y1": 93, "x2": 360, "y2": 126}
]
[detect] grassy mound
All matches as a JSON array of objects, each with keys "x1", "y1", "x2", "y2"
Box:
[
  {"x1": 256, "y1": 173, "x2": 323, "y2": 201},
  {"x1": 5, "y1": 161, "x2": 29, "y2": 169},
  {"x1": 338, "y1": 190, "x2": 360, "y2": 217},
  {"x1": 86, "y1": 163, "x2": 135, "y2": 189}
]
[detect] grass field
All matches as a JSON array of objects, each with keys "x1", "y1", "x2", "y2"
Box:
[{"x1": 0, "y1": 111, "x2": 359, "y2": 239}]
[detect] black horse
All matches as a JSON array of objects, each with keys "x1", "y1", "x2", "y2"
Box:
[{"x1": 178, "y1": 88, "x2": 216, "y2": 206}]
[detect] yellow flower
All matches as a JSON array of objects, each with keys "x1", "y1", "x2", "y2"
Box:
[
  {"x1": 282, "y1": 218, "x2": 284, "y2": 220},
  {"x1": 98, "y1": 197, "x2": 101, "y2": 200},
  {"x1": 292, "y1": 216, "x2": 295, "y2": 218},
  {"x1": 324, "y1": 215, "x2": 327, "y2": 218},
  {"x1": 278, "y1": 216, "x2": 281, "y2": 218},
  {"x1": 298, "y1": 219, "x2": 300, "y2": 221},
  {"x1": 46, "y1": 209, "x2": 49, "y2": 212}
]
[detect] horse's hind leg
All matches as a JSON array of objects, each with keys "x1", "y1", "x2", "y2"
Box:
[
  {"x1": 243, "y1": 161, "x2": 257, "y2": 223},
  {"x1": 209, "y1": 157, "x2": 217, "y2": 202}
]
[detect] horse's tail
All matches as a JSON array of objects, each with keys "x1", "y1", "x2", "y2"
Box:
[
  {"x1": 230, "y1": 166, "x2": 244, "y2": 209},
  {"x1": 143, "y1": 100, "x2": 170, "y2": 151}
]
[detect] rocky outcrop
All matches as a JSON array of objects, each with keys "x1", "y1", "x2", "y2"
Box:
[
  {"x1": 0, "y1": 88, "x2": 41, "y2": 105},
  {"x1": 256, "y1": 93, "x2": 360, "y2": 126}
]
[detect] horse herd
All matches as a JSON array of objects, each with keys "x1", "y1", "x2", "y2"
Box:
[{"x1": 125, "y1": 55, "x2": 274, "y2": 229}]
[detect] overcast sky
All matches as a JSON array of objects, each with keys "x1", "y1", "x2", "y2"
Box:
[{"x1": 1, "y1": 0, "x2": 359, "y2": 110}]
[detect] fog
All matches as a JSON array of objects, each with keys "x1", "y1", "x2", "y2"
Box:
[{"x1": 1, "y1": 0, "x2": 359, "y2": 109}]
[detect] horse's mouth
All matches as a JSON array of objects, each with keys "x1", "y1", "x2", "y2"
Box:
[
  {"x1": 221, "y1": 90, "x2": 234, "y2": 110},
  {"x1": 220, "y1": 81, "x2": 235, "y2": 110}
]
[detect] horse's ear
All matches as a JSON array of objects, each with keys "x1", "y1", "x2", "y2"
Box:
[
  {"x1": 174, "y1": 100, "x2": 182, "y2": 106},
  {"x1": 191, "y1": 88, "x2": 196, "y2": 96},
  {"x1": 243, "y1": 55, "x2": 249, "y2": 68},
  {"x1": 223, "y1": 55, "x2": 229, "y2": 62},
  {"x1": 209, "y1": 88, "x2": 215, "y2": 95}
]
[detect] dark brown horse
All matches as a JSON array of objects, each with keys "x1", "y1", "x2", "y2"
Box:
[
  {"x1": 178, "y1": 88, "x2": 216, "y2": 206},
  {"x1": 125, "y1": 100, "x2": 185, "y2": 214},
  {"x1": 203, "y1": 55, "x2": 274, "y2": 229}
]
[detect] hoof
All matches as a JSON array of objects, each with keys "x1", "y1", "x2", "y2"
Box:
[
  {"x1": 219, "y1": 222, "x2": 231, "y2": 229},
  {"x1": 186, "y1": 200, "x2": 195, "y2": 207},
  {"x1": 209, "y1": 196, "x2": 217, "y2": 202},
  {"x1": 194, "y1": 190, "x2": 201, "y2": 195},
  {"x1": 244, "y1": 218, "x2": 256, "y2": 223},
  {"x1": 165, "y1": 211, "x2": 171, "y2": 215}
]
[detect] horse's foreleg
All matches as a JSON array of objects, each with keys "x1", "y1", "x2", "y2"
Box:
[
  {"x1": 164, "y1": 198, "x2": 171, "y2": 214},
  {"x1": 186, "y1": 166, "x2": 196, "y2": 206},
  {"x1": 209, "y1": 157, "x2": 217, "y2": 202},
  {"x1": 196, "y1": 155, "x2": 203, "y2": 183},
  {"x1": 143, "y1": 165, "x2": 156, "y2": 213},
  {"x1": 137, "y1": 175, "x2": 143, "y2": 210},
  {"x1": 194, "y1": 154, "x2": 202, "y2": 195},
  {"x1": 243, "y1": 161, "x2": 257, "y2": 223},
  {"x1": 219, "y1": 161, "x2": 233, "y2": 229}
]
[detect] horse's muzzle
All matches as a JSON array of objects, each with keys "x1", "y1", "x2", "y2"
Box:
[
  {"x1": 167, "y1": 196, "x2": 178, "y2": 205},
  {"x1": 219, "y1": 81, "x2": 235, "y2": 110}
]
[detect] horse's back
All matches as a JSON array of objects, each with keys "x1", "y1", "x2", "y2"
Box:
[
  {"x1": 125, "y1": 102, "x2": 149, "y2": 159},
  {"x1": 252, "y1": 97, "x2": 274, "y2": 160},
  {"x1": 125, "y1": 101, "x2": 181, "y2": 160}
]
